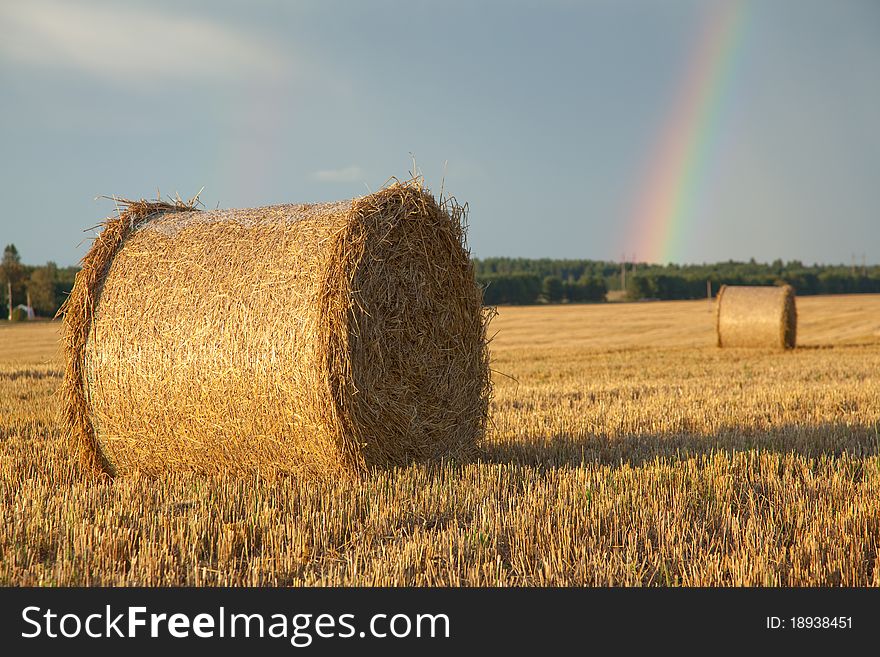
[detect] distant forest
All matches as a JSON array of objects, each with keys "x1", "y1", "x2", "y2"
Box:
[
  {"x1": 0, "y1": 245, "x2": 79, "y2": 319},
  {"x1": 4, "y1": 242, "x2": 880, "y2": 318},
  {"x1": 475, "y1": 257, "x2": 880, "y2": 305}
]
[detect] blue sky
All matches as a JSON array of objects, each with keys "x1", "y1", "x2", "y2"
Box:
[{"x1": 1, "y1": 0, "x2": 878, "y2": 266}]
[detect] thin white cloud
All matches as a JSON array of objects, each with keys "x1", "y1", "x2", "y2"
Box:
[
  {"x1": 311, "y1": 166, "x2": 365, "y2": 183},
  {"x1": 0, "y1": 1, "x2": 288, "y2": 83}
]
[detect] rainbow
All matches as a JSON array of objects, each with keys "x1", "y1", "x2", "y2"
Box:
[{"x1": 625, "y1": 0, "x2": 748, "y2": 265}]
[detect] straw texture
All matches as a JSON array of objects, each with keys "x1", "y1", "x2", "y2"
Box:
[
  {"x1": 61, "y1": 180, "x2": 491, "y2": 478},
  {"x1": 716, "y1": 284, "x2": 797, "y2": 349}
]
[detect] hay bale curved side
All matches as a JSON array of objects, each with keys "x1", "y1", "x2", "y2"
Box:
[
  {"x1": 60, "y1": 199, "x2": 194, "y2": 477},
  {"x1": 715, "y1": 284, "x2": 797, "y2": 349},
  {"x1": 62, "y1": 181, "x2": 491, "y2": 478}
]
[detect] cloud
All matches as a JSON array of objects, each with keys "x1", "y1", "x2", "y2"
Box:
[
  {"x1": 0, "y1": 1, "x2": 288, "y2": 84},
  {"x1": 311, "y1": 166, "x2": 365, "y2": 183}
]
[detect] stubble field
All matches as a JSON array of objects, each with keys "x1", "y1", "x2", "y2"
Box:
[{"x1": 2, "y1": 294, "x2": 879, "y2": 585}]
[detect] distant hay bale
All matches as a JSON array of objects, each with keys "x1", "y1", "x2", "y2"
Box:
[
  {"x1": 715, "y1": 284, "x2": 797, "y2": 349},
  {"x1": 61, "y1": 180, "x2": 491, "y2": 478}
]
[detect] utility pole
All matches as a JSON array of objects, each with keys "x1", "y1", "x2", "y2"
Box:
[
  {"x1": 862, "y1": 253, "x2": 867, "y2": 277},
  {"x1": 6, "y1": 281, "x2": 11, "y2": 321},
  {"x1": 620, "y1": 253, "x2": 626, "y2": 292}
]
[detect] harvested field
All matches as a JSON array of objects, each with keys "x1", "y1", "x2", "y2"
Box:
[{"x1": 2, "y1": 294, "x2": 880, "y2": 585}]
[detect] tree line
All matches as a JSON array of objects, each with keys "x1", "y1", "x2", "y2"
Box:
[
  {"x1": 478, "y1": 272, "x2": 608, "y2": 305},
  {"x1": 625, "y1": 259, "x2": 880, "y2": 300},
  {"x1": 475, "y1": 257, "x2": 880, "y2": 304},
  {"x1": 475, "y1": 258, "x2": 612, "y2": 305},
  {"x1": 4, "y1": 245, "x2": 880, "y2": 318},
  {"x1": 0, "y1": 245, "x2": 78, "y2": 320}
]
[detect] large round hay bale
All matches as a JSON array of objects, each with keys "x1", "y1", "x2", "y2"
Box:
[
  {"x1": 715, "y1": 284, "x2": 797, "y2": 349},
  {"x1": 61, "y1": 181, "x2": 491, "y2": 478}
]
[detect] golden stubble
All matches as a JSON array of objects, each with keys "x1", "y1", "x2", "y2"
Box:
[{"x1": 1, "y1": 294, "x2": 879, "y2": 585}]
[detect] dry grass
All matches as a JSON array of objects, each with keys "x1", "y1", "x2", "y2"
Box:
[{"x1": 2, "y1": 294, "x2": 880, "y2": 585}]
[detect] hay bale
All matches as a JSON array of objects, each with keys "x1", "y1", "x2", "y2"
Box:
[
  {"x1": 715, "y1": 284, "x2": 797, "y2": 349},
  {"x1": 61, "y1": 180, "x2": 491, "y2": 478}
]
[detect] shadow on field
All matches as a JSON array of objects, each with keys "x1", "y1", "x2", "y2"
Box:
[
  {"x1": 0, "y1": 368, "x2": 62, "y2": 381},
  {"x1": 479, "y1": 422, "x2": 880, "y2": 469}
]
